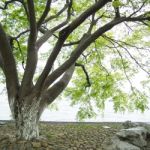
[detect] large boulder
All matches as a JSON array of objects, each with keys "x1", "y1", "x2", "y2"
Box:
[
  {"x1": 116, "y1": 127, "x2": 147, "y2": 147},
  {"x1": 104, "y1": 136, "x2": 141, "y2": 150},
  {"x1": 103, "y1": 122, "x2": 150, "y2": 150},
  {"x1": 122, "y1": 121, "x2": 139, "y2": 129},
  {"x1": 123, "y1": 121, "x2": 150, "y2": 134}
]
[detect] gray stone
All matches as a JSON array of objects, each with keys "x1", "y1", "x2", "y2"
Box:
[
  {"x1": 0, "y1": 121, "x2": 6, "y2": 126},
  {"x1": 104, "y1": 136, "x2": 141, "y2": 150},
  {"x1": 116, "y1": 127, "x2": 147, "y2": 147},
  {"x1": 123, "y1": 121, "x2": 150, "y2": 134},
  {"x1": 102, "y1": 126, "x2": 111, "y2": 129},
  {"x1": 139, "y1": 123, "x2": 150, "y2": 135},
  {"x1": 104, "y1": 122, "x2": 150, "y2": 150},
  {"x1": 122, "y1": 121, "x2": 139, "y2": 129}
]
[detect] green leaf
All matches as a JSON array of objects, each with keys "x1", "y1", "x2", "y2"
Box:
[{"x1": 112, "y1": 0, "x2": 123, "y2": 8}]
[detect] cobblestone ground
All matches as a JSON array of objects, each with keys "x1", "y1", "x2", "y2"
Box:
[{"x1": 0, "y1": 122, "x2": 123, "y2": 150}]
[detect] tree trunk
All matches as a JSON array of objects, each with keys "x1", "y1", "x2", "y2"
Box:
[
  {"x1": 15, "y1": 113, "x2": 39, "y2": 140},
  {"x1": 13, "y1": 98, "x2": 41, "y2": 140}
]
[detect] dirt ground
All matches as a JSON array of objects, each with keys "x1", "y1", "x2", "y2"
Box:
[{"x1": 0, "y1": 121, "x2": 123, "y2": 150}]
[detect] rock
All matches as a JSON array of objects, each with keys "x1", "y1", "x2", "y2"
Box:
[
  {"x1": 122, "y1": 121, "x2": 139, "y2": 129},
  {"x1": 104, "y1": 136, "x2": 141, "y2": 150},
  {"x1": 102, "y1": 126, "x2": 111, "y2": 129},
  {"x1": 116, "y1": 127, "x2": 147, "y2": 147},
  {"x1": 139, "y1": 123, "x2": 150, "y2": 135},
  {"x1": 32, "y1": 141, "x2": 41, "y2": 148},
  {"x1": 104, "y1": 123, "x2": 150, "y2": 150},
  {"x1": 41, "y1": 141, "x2": 48, "y2": 147},
  {"x1": 123, "y1": 121, "x2": 150, "y2": 134},
  {"x1": 0, "y1": 121, "x2": 6, "y2": 126}
]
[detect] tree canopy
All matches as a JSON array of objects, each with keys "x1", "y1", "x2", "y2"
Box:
[{"x1": 0, "y1": 0, "x2": 150, "y2": 121}]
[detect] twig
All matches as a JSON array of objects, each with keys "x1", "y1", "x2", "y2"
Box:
[
  {"x1": 75, "y1": 63, "x2": 91, "y2": 87},
  {"x1": 103, "y1": 35, "x2": 150, "y2": 76},
  {"x1": 0, "y1": 0, "x2": 21, "y2": 10}
]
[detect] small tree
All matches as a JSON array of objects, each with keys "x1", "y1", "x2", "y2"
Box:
[{"x1": 0, "y1": 0, "x2": 149, "y2": 140}]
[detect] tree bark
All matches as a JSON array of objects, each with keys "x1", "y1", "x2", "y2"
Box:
[
  {"x1": 12, "y1": 98, "x2": 41, "y2": 140},
  {"x1": 15, "y1": 113, "x2": 39, "y2": 140}
]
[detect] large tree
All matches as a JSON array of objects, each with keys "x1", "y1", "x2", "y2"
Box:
[{"x1": 0, "y1": 0, "x2": 150, "y2": 140}]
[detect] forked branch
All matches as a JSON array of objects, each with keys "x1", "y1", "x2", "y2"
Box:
[
  {"x1": 37, "y1": 0, "x2": 52, "y2": 28},
  {"x1": 20, "y1": 0, "x2": 37, "y2": 97},
  {"x1": 34, "y1": 0, "x2": 111, "y2": 92},
  {"x1": 43, "y1": 17, "x2": 127, "y2": 89},
  {"x1": 42, "y1": 64, "x2": 75, "y2": 104},
  {"x1": 44, "y1": 2, "x2": 68, "y2": 23},
  {"x1": 36, "y1": 0, "x2": 73, "y2": 49}
]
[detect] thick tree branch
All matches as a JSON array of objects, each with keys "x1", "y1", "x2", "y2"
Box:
[
  {"x1": 22, "y1": 0, "x2": 29, "y2": 21},
  {"x1": 35, "y1": 35, "x2": 66, "y2": 92},
  {"x1": 26, "y1": 0, "x2": 37, "y2": 47},
  {"x1": 88, "y1": 13, "x2": 96, "y2": 34},
  {"x1": 15, "y1": 40, "x2": 25, "y2": 69},
  {"x1": 60, "y1": 0, "x2": 111, "y2": 37},
  {"x1": 63, "y1": 40, "x2": 81, "y2": 46},
  {"x1": 37, "y1": 0, "x2": 52, "y2": 29},
  {"x1": 0, "y1": 24, "x2": 19, "y2": 98},
  {"x1": 36, "y1": 20, "x2": 68, "y2": 49},
  {"x1": 42, "y1": 64, "x2": 75, "y2": 104},
  {"x1": 66, "y1": 0, "x2": 73, "y2": 20},
  {"x1": 36, "y1": 64, "x2": 75, "y2": 120},
  {"x1": 20, "y1": 0, "x2": 37, "y2": 97}
]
